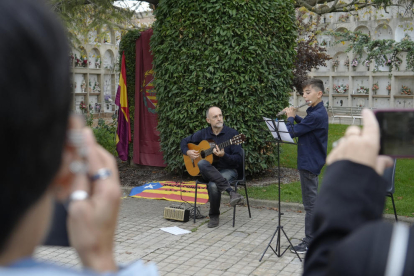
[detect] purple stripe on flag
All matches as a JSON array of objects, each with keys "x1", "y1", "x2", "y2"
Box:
[
  {"x1": 116, "y1": 107, "x2": 129, "y2": 161},
  {"x1": 115, "y1": 85, "x2": 121, "y2": 107}
]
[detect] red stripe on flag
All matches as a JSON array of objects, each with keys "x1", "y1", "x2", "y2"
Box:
[{"x1": 134, "y1": 192, "x2": 208, "y2": 204}]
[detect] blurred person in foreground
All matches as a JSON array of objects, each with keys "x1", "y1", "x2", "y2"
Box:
[
  {"x1": 0, "y1": 0, "x2": 157, "y2": 275},
  {"x1": 303, "y1": 109, "x2": 412, "y2": 275}
]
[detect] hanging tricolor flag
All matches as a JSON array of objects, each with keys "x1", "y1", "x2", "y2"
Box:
[{"x1": 115, "y1": 52, "x2": 131, "y2": 161}]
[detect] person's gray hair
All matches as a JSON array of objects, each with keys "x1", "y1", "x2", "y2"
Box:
[{"x1": 206, "y1": 106, "x2": 221, "y2": 118}]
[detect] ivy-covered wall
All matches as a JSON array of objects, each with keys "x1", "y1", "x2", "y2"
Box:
[
  {"x1": 151, "y1": 0, "x2": 297, "y2": 174},
  {"x1": 118, "y1": 30, "x2": 141, "y2": 159}
]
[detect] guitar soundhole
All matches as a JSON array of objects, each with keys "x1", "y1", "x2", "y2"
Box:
[{"x1": 200, "y1": 151, "x2": 206, "y2": 159}]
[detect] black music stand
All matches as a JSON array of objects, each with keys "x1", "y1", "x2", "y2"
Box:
[{"x1": 259, "y1": 117, "x2": 302, "y2": 262}]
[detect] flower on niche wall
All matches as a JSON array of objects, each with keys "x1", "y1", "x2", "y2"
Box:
[
  {"x1": 333, "y1": 84, "x2": 349, "y2": 94},
  {"x1": 351, "y1": 58, "x2": 358, "y2": 67},
  {"x1": 79, "y1": 101, "x2": 87, "y2": 112}
]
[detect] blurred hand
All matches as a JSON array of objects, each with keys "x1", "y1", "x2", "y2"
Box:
[
  {"x1": 285, "y1": 106, "x2": 296, "y2": 118},
  {"x1": 213, "y1": 145, "x2": 224, "y2": 157},
  {"x1": 67, "y1": 128, "x2": 120, "y2": 272},
  {"x1": 186, "y1": 149, "x2": 199, "y2": 160},
  {"x1": 327, "y1": 109, "x2": 393, "y2": 175}
]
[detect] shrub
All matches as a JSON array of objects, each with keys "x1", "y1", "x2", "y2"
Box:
[
  {"x1": 92, "y1": 118, "x2": 117, "y2": 156},
  {"x1": 151, "y1": 0, "x2": 297, "y2": 174}
]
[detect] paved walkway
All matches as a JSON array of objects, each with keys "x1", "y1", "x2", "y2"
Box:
[{"x1": 35, "y1": 197, "x2": 306, "y2": 275}]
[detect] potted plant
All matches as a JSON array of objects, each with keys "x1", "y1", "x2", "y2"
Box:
[
  {"x1": 364, "y1": 60, "x2": 371, "y2": 71},
  {"x1": 93, "y1": 81, "x2": 101, "y2": 93},
  {"x1": 401, "y1": 85, "x2": 412, "y2": 95},
  {"x1": 357, "y1": 86, "x2": 369, "y2": 94},
  {"x1": 334, "y1": 84, "x2": 349, "y2": 94},
  {"x1": 338, "y1": 14, "x2": 349, "y2": 22},
  {"x1": 79, "y1": 101, "x2": 87, "y2": 113},
  {"x1": 82, "y1": 55, "x2": 88, "y2": 67},
  {"x1": 384, "y1": 57, "x2": 392, "y2": 67},
  {"x1": 332, "y1": 59, "x2": 339, "y2": 71},
  {"x1": 344, "y1": 57, "x2": 350, "y2": 70},
  {"x1": 74, "y1": 54, "x2": 82, "y2": 67},
  {"x1": 104, "y1": 94, "x2": 112, "y2": 103},
  {"x1": 95, "y1": 103, "x2": 101, "y2": 113},
  {"x1": 372, "y1": 82, "x2": 379, "y2": 95},
  {"x1": 351, "y1": 58, "x2": 358, "y2": 70},
  {"x1": 95, "y1": 56, "x2": 101, "y2": 68},
  {"x1": 386, "y1": 83, "x2": 391, "y2": 95}
]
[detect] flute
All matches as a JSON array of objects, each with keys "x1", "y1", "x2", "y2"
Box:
[{"x1": 276, "y1": 101, "x2": 312, "y2": 116}]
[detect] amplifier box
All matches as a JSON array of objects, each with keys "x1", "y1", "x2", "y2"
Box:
[{"x1": 164, "y1": 206, "x2": 190, "y2": 222}]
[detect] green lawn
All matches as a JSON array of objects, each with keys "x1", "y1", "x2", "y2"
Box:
[{"x1": 240, "y1": 124, "x2": 414, "y2": 217}]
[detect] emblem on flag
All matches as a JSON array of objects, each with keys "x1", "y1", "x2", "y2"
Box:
[{"x1": 142, "y1": 69, "x2": 157, "y2": 113}]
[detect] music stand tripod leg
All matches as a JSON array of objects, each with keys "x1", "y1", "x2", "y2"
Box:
[
  {"x1": 259, "y1": 119, "x2": 302, "y2": 262},
  {"x1": 280, "y1": 226, "x2": 302, "y2": 261},
  {"x1": 259, "y1": 226, "x2": 280, "y2": 261}
]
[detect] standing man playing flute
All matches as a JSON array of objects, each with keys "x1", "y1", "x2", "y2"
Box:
[{"x1": 284, "y1": 79, "x2": 329, "y2": 254}]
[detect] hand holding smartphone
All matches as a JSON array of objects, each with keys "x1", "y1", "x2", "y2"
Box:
[{"x1": 327, "y1": 109, "x2": 394, "y2": 176}]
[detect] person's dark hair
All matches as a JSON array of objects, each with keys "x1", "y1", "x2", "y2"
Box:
[
  {"x1": 0, "y1": 0, "x2": 71, "y2": 252},
  {"x1": 302, "y1": 79, "x2": 324, "y2": 94}
]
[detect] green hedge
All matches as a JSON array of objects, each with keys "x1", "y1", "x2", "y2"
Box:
[
  {"x1": 118, "y1": 30, "x2": 141, "y2": 159},
  {"x1": 151, "y1": 0, "x2": 297, "y2": 174}
]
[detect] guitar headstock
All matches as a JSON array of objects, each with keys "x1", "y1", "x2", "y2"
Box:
[{"x1": 231, "y1": 134, "x2": 246, "y2": 145}]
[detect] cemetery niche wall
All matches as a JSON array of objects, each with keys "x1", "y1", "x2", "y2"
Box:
[
  {"x1": 289, "y1": 8, "x2": 414, "y2": 111},
  {"x1": 70, "y1": 28, "x2": 121, "y2": 116}
]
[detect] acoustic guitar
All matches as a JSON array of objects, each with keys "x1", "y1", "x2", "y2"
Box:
[{"x1": 183, "y1": 134, "x2": 246, "y2": 176}]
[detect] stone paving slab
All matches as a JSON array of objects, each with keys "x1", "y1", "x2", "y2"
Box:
[{"x1": 35, "y1": 197, "x2": 307, "y2": 275}]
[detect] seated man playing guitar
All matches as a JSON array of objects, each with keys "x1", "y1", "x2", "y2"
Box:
[{"x1": 180, "y1": 106, "x2": 244, "y2": 228}]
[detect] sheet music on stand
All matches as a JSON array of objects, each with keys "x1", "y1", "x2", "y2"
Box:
[{"x1": 263, "y1": 117, "x2": 294, "y2": 144}]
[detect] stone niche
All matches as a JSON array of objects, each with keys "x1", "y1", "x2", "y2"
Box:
[
  {"x1": 103, "y1": 50, "x2": 115, "y2": 70},
  {"x1": 89, "y1": 48, "x2": 101, "y2": 69},
  {"x1": 333, "y1": 97, "x2": 348, "y2": 107},
  {"x1": 352, "y1": 76, "x2": 369, "y2": 95},
  {"x1": 373, "y1": 77, "x2": 391, "y2": 96},
  {"x1": 373, "y1": 98, "x2": 390, "y2": 108},
  {"x1": 394, "y1": 98, "x2": 413, "y2": 109},
  {"x1": 75, "y1": 95, "x2": 85, "y2": 113},
  {"x1": 396, "y1": 77, "x2": 414, "y2": 96},
  {"x1": 74, "y1": 74, "x2": 87, "y2": 93},
  {"x1": 352, "y1": 96, "x2": 368, "y2": 108}
]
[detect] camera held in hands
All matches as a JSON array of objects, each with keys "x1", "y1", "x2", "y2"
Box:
[{"x1": 375, "y1": 109, "x2": 414, "y2": 157}]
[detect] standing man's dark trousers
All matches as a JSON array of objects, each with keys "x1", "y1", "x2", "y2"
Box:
[{"x1": 299, "y1": 169, "x2": 319, "y2": 245}]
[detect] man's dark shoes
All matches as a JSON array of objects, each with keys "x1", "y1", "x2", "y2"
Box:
[
  {"x1": 208, "y1": 215, "x2": 219, "y2": 228},
  {"x1": 229, "y1": 191, "x2": 244, "y2": 207},
  {"x1": 290, "y1": 240, "x2": 308, "y2": 254}
]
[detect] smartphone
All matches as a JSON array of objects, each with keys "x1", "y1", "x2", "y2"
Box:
[
  {"x1": 43, "y1": 201, "x2": 70, "y2": 246},
  {"x1": 375, "y1": 109, "x2": 414, "y2": 157}
]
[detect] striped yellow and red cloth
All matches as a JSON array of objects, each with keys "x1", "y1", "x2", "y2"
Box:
[{"x1": 129, "y1": 181, "x2": 209, "y2": 204}]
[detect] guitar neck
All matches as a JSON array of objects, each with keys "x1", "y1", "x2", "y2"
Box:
[{"x1": 204, "y1": 139, "x2": 233, "y2": 156}]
